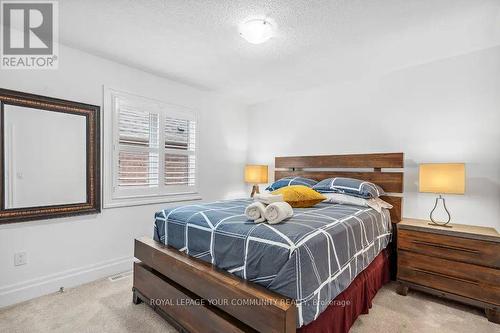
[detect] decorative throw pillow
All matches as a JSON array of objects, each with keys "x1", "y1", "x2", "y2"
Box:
[
  {"x1": 312, "y1": 177, "x2": 385, "y2": 199},
  {"x1": 271, "y1": 185, "x2": 326, "y2": 208},
  {"x1": 266, "y1": 177, "x2": 317, "y2": 191}
]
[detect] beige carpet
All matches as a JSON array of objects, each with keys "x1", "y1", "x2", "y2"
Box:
[{"x1": 0, "y1": 275, "x2": 497, "y2": 333}]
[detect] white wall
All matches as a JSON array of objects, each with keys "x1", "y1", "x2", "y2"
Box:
[
  {"x1": 0, "y1": 45, "x2": 248, "y2": 307},
  {"x1": 247, "y1": 46, "x2": 500, "y2": 230}
]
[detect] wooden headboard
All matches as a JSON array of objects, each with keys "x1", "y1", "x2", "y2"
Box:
[{"x1": 274, "y1": 152, "x2": 404, "y2": 223}]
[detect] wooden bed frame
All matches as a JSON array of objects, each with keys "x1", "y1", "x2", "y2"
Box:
[{"x1": 133, "y1": 152, "x2": 404, "y2": 333}]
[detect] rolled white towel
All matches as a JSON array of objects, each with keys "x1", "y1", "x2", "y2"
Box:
[
  {"x1": 254, "y1": 193, "x2": 283, "y2": 205},
  {"x1": 245, "y1": 202, "x2": 267, "y2": 223},
  {"x1": 264, "y1": 202, "x2": 293, "y2": 225}
]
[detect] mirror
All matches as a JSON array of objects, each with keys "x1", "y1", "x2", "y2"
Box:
[
  {"x1": 0, "y1": 89, "x2": 100, "y2": 223},
  {"x1": 4, "y1": 105, "x2": 87, "y2": 208}
]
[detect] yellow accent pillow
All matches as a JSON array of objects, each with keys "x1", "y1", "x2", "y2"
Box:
[{"x1": 271, "y1": 185, "x2": 326, "y2": 208}]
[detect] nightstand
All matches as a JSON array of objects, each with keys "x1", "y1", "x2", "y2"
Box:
[{"x1": 396, "y1": 218, "x2": 500, "y2": 324}]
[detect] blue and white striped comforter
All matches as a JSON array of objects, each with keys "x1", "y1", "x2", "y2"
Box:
[{"x1": 154, "y1": 199, "x2": 392, "y2": 327}]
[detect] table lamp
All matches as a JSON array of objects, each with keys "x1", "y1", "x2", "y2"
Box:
[
  {"x1": 244, "y1": 165, "x2": 268, "y2": 197},
  {"x1": 419, "y1": 163, "x2": 465, "y2": 227}
]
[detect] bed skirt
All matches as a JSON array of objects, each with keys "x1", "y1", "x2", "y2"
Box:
[{"x1": 298, "y1": 249, "x2": 390, "y2": 333}]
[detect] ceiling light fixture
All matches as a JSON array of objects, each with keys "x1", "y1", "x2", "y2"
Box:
[{"x1": 239, "y1": 18, "x2": 274, "y2": 44}]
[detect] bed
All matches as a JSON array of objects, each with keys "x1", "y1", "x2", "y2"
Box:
[{"x1": 133, "y1": 153, "x2": 404, "y2": 333}]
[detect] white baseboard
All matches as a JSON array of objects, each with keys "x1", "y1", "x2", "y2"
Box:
[{"x1": 0, "y1": 256, "x2": 134, "y2": 308}]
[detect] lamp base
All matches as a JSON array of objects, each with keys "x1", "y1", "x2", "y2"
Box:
[
  {"x1": 429, "y1": 194, "x2": 452, "y2": 227},
  {"x1": 427, "y1": 222, "x2": 453, "y2": 228},
  {"x1": 250, "y1": 185, "x2": 260, "y2": 198}
]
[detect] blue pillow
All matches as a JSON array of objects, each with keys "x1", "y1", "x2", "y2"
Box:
[
  {"x1": 312, "y1": 177, "x2": 385, "y2": 198},
  {"x1": 266, "y1": 177, "x2": 317, "y2": 191}
]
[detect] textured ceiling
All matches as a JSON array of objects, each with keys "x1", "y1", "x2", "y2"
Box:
[{"x1": 60, "y1": 0, "x2": 500, "y2": 104}]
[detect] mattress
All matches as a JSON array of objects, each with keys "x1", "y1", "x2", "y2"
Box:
[{"x1": 153, "y1": 199, "x2": 392, "y2": 327}]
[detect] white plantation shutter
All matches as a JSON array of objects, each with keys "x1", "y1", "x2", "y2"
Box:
[
  {"x1": 117, "y1": 107, "x2": 159, "y2": 188},
  {"x1": 110, "y1": 91, "x2": 197, "y2": 201},
  {"x1": 164, "y1": 117, "x2": 196, "y2": 186}
]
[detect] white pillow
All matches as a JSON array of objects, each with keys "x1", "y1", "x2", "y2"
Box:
[
  {"x1": 368, "y1": 197, "x2": 394, "y2": 213},
  {"x1": 323, "y1": 193, "x2": 368, "y2": 206},
  {"x1": 322, "y1": 193, "x2": 393, "y2": 213}
]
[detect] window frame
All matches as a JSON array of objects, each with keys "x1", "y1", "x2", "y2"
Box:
[{"x1": 103, "y1": 88, "x2": 200, "y2": 208}]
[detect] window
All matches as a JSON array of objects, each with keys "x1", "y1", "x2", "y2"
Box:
[
  {"x1": 164, "y1": 117, "x2": 196, "y2": 187},
  {"x1": 104, "y1": 89, "x2": 199, "y2": 207},
  {"x1": 117, "y1": 108, "x2": 159, "y2": 189}
]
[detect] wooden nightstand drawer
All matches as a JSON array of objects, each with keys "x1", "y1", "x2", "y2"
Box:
[
  {"x1": 398, "y1": 229, "x2": 500, "y2": 269},
  {"x1": 398, "y1": 251, "x2": 500, "y2": 306}
]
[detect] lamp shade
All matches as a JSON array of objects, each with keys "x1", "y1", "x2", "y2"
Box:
[
  {"x1": 244, "y1": 165, "x2": 268, "y2": 184},
  {"x1": 419, "y1": 163, "x2": 465, "y2": 194}
]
